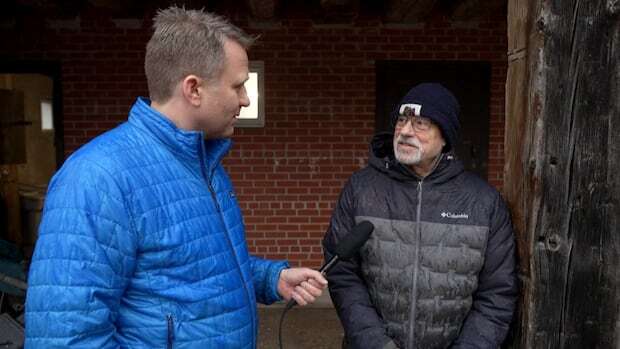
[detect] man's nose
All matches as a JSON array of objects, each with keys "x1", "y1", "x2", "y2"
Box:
[
  {"x1": 399, "y1": 119, "x2": 417, "y2": 135},
  {"x1": 240, "y1": 88, "x2": 250, "y2": 107}
]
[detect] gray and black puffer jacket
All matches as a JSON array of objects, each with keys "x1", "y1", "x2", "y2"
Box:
[{"x1": 323, "y1": 133, "x2": 518, "y2": 349}]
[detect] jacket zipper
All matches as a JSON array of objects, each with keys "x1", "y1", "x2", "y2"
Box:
[
  {"x1": 166, "y1": 314, "x2": 174, "y2": 349},
  {"x1": 406, "y1": 154, "x2": 443, "y2": 348},
  {"x1": 407, "y1": 180, "x2": 424, "y2": 349},
  {"x1": 201, "y1": 142, "x2": 256, "y2": 349}
]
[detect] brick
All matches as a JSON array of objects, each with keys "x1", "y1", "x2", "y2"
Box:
[{"x1": 6, "y1": 10, "x2": 508, "y2": 269}]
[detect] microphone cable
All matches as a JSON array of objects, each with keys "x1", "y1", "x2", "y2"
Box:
[
  {"x1": 276, "y1": 221, "x2": 374, "y2": 349},
  {"x1": 278, "y1": 300, "x2": 295, "y2": 349}
]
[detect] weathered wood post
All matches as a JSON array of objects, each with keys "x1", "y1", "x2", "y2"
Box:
[{"x1": 505, "y1": 0, "x2": 620, "y2": 347}]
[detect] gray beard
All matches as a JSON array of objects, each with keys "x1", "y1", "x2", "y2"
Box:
[{"x1": 394, "y1": 135, "x2": 423, "y2": 165}]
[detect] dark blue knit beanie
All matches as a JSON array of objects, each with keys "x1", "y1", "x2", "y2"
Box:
[{"x1": 391, "y1": 83, "x2": 460, "y2": 152}]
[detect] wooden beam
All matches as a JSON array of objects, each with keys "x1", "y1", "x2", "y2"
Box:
[
  {"x1": 384, "y1": 0, "x2": 437, "y2": 23},
  {"x1": 505, "y1": 0, "x2": 620, "y2": 347},
  {"x1": 319, "y1": 0, "x2": 360, "y2": 23},
  {"x1": 504, "y1": 0, "x2": 540, "y2": 346},
  {"x1": 320, "y1": 0, "x2": 358, "y2": 12},
  {"x1": 451, "y1": 0, "x2": 506, "y2": 21},
  {"x1": 87, "y1": 0, "x2": 125, "y2": 11},
  {"x1": 247, "y1": 0, "x2": 279, "y2": 21}
]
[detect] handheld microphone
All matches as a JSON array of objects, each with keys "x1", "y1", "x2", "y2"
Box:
[
  {"x1": 278, "y1": 221, "x2": 374, "y2": 349},
  {"x1": 285, "y1": 220, "x2": 374, "y2": 310},
  {"x1": 319, "y1": 220, "x2": 374, "y2": 274}
]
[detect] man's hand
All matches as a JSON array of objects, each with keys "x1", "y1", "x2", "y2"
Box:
[{"x1": 277, "y1": 268, "x2": 328, "y2": 306}]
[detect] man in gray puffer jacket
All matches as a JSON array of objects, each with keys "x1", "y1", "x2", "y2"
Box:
[{"x1": 323, "y1": 83, "x2": 518, "y2": 349}]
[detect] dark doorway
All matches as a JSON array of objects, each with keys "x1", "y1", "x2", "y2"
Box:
[
  {"x1": 0, "y1": 61, "x2": 63, "y2": 169},
  {"x1": 376, "y1": 61, "x2": 491, "y2": 180},
  {"x1": 0, "y1": 61, "x2": 63, "y2": 255}
]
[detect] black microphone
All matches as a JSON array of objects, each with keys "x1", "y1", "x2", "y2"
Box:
[
  {"x1": 319, "y1": 220, "x2": 374, "y2": 274},
  {"x1": 285, "y1": 221, "x2": 374, "y2": 309}
]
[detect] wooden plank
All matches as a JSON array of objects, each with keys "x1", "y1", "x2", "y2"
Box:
[
  {"x1": 319, "y1": 0, "x2": 360, "y2": 23},
  {"x1": 0, "y1": 164, "x2": 21, "y2": 244},
  {"x1": 505, "y1": 1, "x2": 544, "y2": 347},
  {"x1": 0, "y1": 89, "x2": 26, "y2": 165},
  {"x1": 507, "y1": 0, "x2": 531, "y2": 54},
  {"x1": 247, "y1": 0, "x2": 280, "y2": 21},
  {"x1": 451, "y1": 0, "x2": 505, "y2": 21},
  {"x1": 384, "y1": 0, "x2": 437, "y2": 23},
  {"x1": 505, "y1": 56, "x2": 534, "y2": 348},
  {"x1": 535, "y1": 1, "x2": 619, "y2": 347},
  {"x1": 506, "y1": 0, "x2": 620, "y2": 347}
]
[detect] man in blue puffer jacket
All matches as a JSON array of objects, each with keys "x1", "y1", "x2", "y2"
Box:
[{"x1": 25, "y1": 6, "x2": 327, "y2": 348}]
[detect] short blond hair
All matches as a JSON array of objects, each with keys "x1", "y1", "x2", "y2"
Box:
[{"x1": 144, "y1": 6, "x2": 255, "y2": 102}]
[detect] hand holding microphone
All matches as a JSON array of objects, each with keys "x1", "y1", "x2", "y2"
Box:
[
  {"x1": 277, "y1": 221, "x2": 375, "y2": 349},
  {"x1": 277, "y1": 268, "x2": 327, "y2": 307}
]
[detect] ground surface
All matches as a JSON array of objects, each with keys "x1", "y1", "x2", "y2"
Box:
[{"x1": 258, "y1": 307, "x2": 343, "y2": 349}]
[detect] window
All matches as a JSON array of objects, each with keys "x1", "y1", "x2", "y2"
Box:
[{"x1": 41, "y1": 99, "x2": 53, "y2": 131}]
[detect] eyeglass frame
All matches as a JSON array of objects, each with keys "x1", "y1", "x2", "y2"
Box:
[{"x1": 395, "y1": 106, "x2": 434, "y2": 132}]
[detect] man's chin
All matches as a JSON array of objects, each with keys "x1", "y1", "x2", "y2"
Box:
[
  {"x1": 220, "y1": 127, "x2": 235, "y2": 138},
  {"x1": 204, "y1": 126, "x2": 235, "y2": 139},
  {"x1": 400, "y1": 159, "x2": 421, "y2": 166},
  {"x1": 227, "y1": 124, "x2": 238, "y2": 136},
  {"x1": 395, "y1": 152, "x2": 422, "y2": 165}
]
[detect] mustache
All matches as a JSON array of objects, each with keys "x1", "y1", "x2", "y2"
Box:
[{"x1": 395, "y1": 135, "x2": 422, "y2": 148}]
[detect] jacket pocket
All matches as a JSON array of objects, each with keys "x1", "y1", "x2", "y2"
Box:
[{"x1": 166, "y1": 314, "x2": 175, "y2": 349}]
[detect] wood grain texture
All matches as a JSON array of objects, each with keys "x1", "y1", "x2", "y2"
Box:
[{"x1": 506, "y1": 0, "x2": 620, "y2": 347}]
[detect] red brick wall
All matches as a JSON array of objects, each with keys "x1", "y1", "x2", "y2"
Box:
[
  {"x1": 236, "y1": 16, "x2": 507, "y2": 267},
  {"x1": 0, "y1": 11, "x2": 507, "y2": 268}
]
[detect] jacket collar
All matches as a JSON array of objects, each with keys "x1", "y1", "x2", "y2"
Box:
[{"x1": 128, "y1": 97, "x2": 232, "y2": 173}]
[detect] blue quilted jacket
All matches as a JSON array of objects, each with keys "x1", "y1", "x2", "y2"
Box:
[{"x1": 25, "y1": 97, "x2": 288, "y2": 348}]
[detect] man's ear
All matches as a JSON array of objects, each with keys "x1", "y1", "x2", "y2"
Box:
[{"x1": 181, "y1": 75, "x2": 202, "y2": 106}]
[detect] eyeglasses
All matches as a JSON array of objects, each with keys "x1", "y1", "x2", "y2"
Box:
[{"x1": 395, "y1": 108, "x2": 433, "y2": 132}]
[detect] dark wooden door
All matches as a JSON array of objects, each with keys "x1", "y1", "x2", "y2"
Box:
[
  {"x1": 0, "y1": 89, "x2": 26, "y2": 165},
  {"x1": 376, "y1": 61, "x2": 491, "y2": 180},
  {"x1": 0, "y1": 89, "x2": 26, "y2": 243}
]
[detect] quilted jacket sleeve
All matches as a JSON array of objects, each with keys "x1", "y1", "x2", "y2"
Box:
[
  {"x1": 249, "y1": 256, "x2": 289, "y2": 305},
  {"x1": 451, "y1": 192, "x2": 518, "y2": 348},
  {"x1": 323, "y1": 179, "x2": 395, "y2": 349},
  {"x1": 25, "y1": 158, "x2": 138, "y2": 348}
]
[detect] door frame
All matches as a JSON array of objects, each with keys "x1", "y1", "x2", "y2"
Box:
[
  {"x1": 0, "y1": 60, "x2": 64, "y2": 169},
  {"x1": 375, "y1": 60, "x2": 492, "y2": 180}
]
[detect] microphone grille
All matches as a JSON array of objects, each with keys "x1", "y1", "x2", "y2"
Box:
[{"x1": 334, "y1": 221, "x2": 374, "y2": 260}]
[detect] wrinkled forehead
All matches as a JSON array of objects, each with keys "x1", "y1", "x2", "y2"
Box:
[{"x1": 399, "y1": 103, "x2": 422, "y2": 117}]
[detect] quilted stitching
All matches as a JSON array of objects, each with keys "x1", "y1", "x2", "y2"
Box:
[{"x1": 25, "y1": 98, "x2": 288, "y2": 348}]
